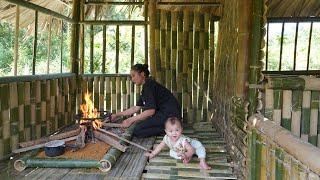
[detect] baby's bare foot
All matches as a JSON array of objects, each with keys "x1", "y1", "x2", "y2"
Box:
[{"x1": 199, "y1": 161, "x2": 211, "y2": 170}]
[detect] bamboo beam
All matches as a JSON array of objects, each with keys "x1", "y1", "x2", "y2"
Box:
[
  {"x1": 248, "y1": 114, "x2": 320, "y2": 175},
  {"x1": 157, "y1": 2, "x2": 221, "y2": 6},
  {"x1": 266, "y1": 76, "x2": 320, "y2": 90},
  {"x1": 79, "y1": 0, "x2": 85, "y2": 74},
  {"x1": 79, "y1": 20, "x2": 147, "y2": 26},
  {"x1": 268, "y1": 17, "x2": 320, "y2": 23},
  {"x1": 13, "y1": 5, "x2": 19, "y2": 76},
  {"x1": 263, "y1": 70, "x2": 320, "y2": 76},
  {"x1": 32, "y1": 10, "x2": 38, "y2": 75},
  {"x1": 3, "y1": 0, "x2": 74, "y2": 23},
  {"x1": 85, "y1": 1, "x2": 144, "y2": 5}
]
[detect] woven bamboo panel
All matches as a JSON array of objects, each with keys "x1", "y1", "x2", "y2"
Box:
[{"x1": 0, "y1": 74, "x2": 76, "y2": 159}]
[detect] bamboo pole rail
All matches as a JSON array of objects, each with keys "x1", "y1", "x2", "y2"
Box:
[
  {"x1": 79, "y1": 20, "x2": 147, "y2": 26},
  {"x1": 131, "y1": 25, "x2": 135, "y2": 67},
  {"x1": 47, "y1": 17, "x2": 52, "y2": 74},
  {"x1": 13, "y1": 5, "x2": 19, "y2": 76},
  {"x1": 3, "y1": 0, "x2": 74, "y2": 23},
  {"x1": 32, "y1": 10, "x2": 38, "y2": 75},
  {"x1": 266, "y1": 76, "x2": 320, "y2": 90},
  {"x1": 116, "y1": 25, "x2": 119, "y2": 73}
]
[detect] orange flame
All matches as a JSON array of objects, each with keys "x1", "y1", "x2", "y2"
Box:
[{"x1": 80, "y1": 91, "x2": 102, "y2": 129}]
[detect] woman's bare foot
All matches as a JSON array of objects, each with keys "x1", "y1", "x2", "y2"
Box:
[{"x1": 199, "y1": 160, "x2": 211, "y2": 170}]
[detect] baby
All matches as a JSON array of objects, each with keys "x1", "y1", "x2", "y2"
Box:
[{"x1": 145, "y1": 117, "x2": 211, "y2": 170}]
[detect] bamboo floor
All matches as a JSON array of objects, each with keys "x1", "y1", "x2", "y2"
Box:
[
  {"x1": 1, "y1": 122, "x2": 237, "y2": 179},
  {"x1": 142, "y1": 122, "x2": 237, "y2": 179}
]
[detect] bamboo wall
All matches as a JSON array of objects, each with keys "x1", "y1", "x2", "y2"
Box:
[
  {"x1": 248, "y1": 114, "x2": 320, "y2": 179},
  {"x1": 78, "y1": 74, "x2": 136, "y2": 115},
  {"x1": 264, "y1": 76, "x2": 320, "y2": 147},
  {"x1": 150, "y1": 8, "x2": 218, "y2": 124},
  {"x1": 0, "y1": 73, "x2": 76, "y2": 160}
]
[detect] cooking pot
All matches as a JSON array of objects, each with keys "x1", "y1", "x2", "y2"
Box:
[{"x1": 44, "y1": 140, "x2": 66, "y2": 157}]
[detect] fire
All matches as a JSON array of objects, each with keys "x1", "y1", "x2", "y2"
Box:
[{"x1": 80, "y1": 91, "x2": 102, "y2": 129}]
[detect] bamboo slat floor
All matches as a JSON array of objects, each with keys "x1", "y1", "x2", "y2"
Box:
[{"x1": 142, "y1": 122, "x2": 237, "y2": 179}]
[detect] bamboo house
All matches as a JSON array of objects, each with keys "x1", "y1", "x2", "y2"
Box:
[{"x1": 0, "y1": 0, "x2": 320, "y2": 179}]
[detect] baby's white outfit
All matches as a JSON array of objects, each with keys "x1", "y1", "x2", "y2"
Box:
[{"x1": 163, "y1": 134, "x2": 206, "y2": 159}]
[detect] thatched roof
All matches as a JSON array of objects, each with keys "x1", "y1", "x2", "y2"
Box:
[{"x1": 267, "y1": 0, "x2": 320, "y2": 18}]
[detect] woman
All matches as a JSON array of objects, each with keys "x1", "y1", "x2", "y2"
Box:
[{"x1": 111, "y1": 64, "x2": 181, "y2": 138}]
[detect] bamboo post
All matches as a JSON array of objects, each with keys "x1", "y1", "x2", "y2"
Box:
[
  {"x1": 1, "y1": 84, "x2": 11, "y2": 156},
  {"x1": 208, "y1": 16, "x2": 214, "y2": 119},
  {"x1": 57, "y1": 79, "x2": 63, "y2": 128},
  {"x1": 148, "y1": 0, "x2": 156, "y2": 76},
  {"x1": 105, "y1": 77, "x2": 111, "y2": 111},
  {"x1": 79, "y1": 0, "x2": 85, "y2": 75},
  {"x1": 144, "y1": 0, "x2": 148, "y2": 64},
  {"x1": 155, "y1": 9, "x2": 161, "y2": 83},
  {"x1": 309, "y1": 91, "x2": 319, "y2": 146},
  {"x1": 182, "y1": 10, "x2": 189, "y2": 123},
  {"x1": 30, "y1": 81, "x2": 37, "y2": 140},
  {"x1": 177, "y1": 12, "x2": 183, "y2": 114},
  {"x1": 292, "y1": 90, "x2": 302, "y2": 137},
  {"x1": 50, "y1": 80, "x2": 56, "y2": 132},
  {"x1": 193, "y1": 12, "x2": 200, "y2": 122},
  {"x1": 32, "y1": 11, "x2": 38, "y2": 75},
  {"x1": 102, "y1": 26, "x2": 106, "y2": 74},
  {"x1": 116, "y1": 25, "x2": 119, "y2": 73},
  {"x1": 160, "y1": 10, "x2": 166, "y2": 86},
  {"x1": 197, "y1": 13, "x2": 205, "y2": 122},
  {"x1": 165, "y1": 11, "x2": 171, "y2": 90},
  {"x1": 188, "y1": 12, "x2": 194, "y2": 124},
  {"x1": 131, "y1": 25, "x2": 135, "y2": 67},
  {"x1": 301, "y1": 91, "x2": 311, "y2": 142},
  {"x1": 70, "y1": 0, "x2": 81, "y2": 74},
  {"x1": 247, "y1": 0, "x2": 264, "y2": 115},
  {"x1": 273, "y1": 90, "x2": 282, "y2": 126},
  {"x1": 203, "y1": 13, "x2": 210, "y2": 122},
  {"x1": 47, "y1": 17, "x2": 52, "y2": 74},
  {"x1": 14, "y1": 5, "x2": 19, "y2": 76},
  {"x1": 46, "y1": 80, "x2": 51, "y2": 134},
  {"x1": 281, "y1": 90, "x2": 292, "y2": 130},
  {"x1": 171, "y1": 12, "x2": 177, "y2": 99},
  {"x1": 24, "y1": 82, "x2": 31, "y2": 141},
  {"x1": 90, "y1": 25, "x2": 94, "y2": 74}
]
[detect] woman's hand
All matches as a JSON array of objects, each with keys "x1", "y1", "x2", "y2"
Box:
[
  {"x1": 121, "y1": 118, "x2": 134, "y2": 128},
  {"x1": 144, "y1": 151, "x2": 156, "y2": 159}
]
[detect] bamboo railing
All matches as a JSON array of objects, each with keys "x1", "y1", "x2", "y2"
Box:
[
  {"x1": 264, "y1": 75, "x2": 320, "y2": 147},
  {"x1": 0, "y1": 73, "x2": 76, "y2": 160},
  {"x1": 247, "y1": 114, "x2": 320, "y2": 179}
]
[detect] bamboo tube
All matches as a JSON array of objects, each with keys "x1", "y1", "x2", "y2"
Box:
[
  {"x1": 188, "y1": 12, "x2": 194, "y2": 124},
  {"x1": 275, "y1": 149, "x2": 284, "y2": 180},
  {"x1": 265, "y1": 89, "x2": 274, "y2": 120},
  {"x1": 273, "y1": 90, "x2": 282, "y2": 125},
  {"x1": 90, "y1": 24, "x2": 94, "y2": 73},
  {"x1": 148, "y1": 0, "x2": 156, "y2": 76},
  {"x1": 30, "y1": 81, "x2": 37, "y2": 140},
  {"x1": 14, "y1": 158, "x2": 100, "y2": 172},
  {"x1": 1, "y1": 84, "x2": 11, "y2": 156},
  {"x1": 281, "y1": 90, "x2": 292, "y2": 130},
  {"x1": 193, "y1": 12, "x2": 200, "y2": 122},
  {"x1": 94, "y1": 76, "x2": 99, "y2": 108},
  {"x1": 144, "y1": 0, "x2": 148, "y2": 64},
  {"x1": 203, "y1": 13, "x2": 210, "y2": 122},
  {"x1": 111, "y1": 77, "x2": 116, "y2": 114},
  {"x1": 99, "y1": 76, "x2": 105, "y2": 110},
  {"x1": 155, "y1": 9, "x2": 161, "y2": 83},
  {"x1": 249, "y1": 114, "x2": 320, "y2": 174},
  {"x1": 171, "y1": 12, "x2": 177, "y2": 99},
  {"x1": 79, "y1": 0, "x2": 85, "y2": 75},
  {"x1": 308, "y1": 91, "x2": 318, "y2": 145},
  {"x1": 177, "y1": 12, "x2": 183, "y2": 115},
  {"x1": 291, "y1": 90, "x2": 302, "y2": 137},
  {"x1": 182, "y1": 10, "x2": 189, "y2": 122},
  {"x1": 260, "y1": 136, "x2": 267, "y2": 179},
  {"x1": 57, "y1": 79, "x2": 63, "y2": 128},
  {"x1": 160, "y1": 10, "x2": 166, "y2": 86},
  {"x1": 301, "y1": 91, "x2": 311, "y2": 142},
  {"x1": 267, "y1": 76, "x2": 320, "y2": 91},
  {"x1": 255, "y1": 134, "x2": 262, "y2": 179},
  {"x1": 105, "y1": 77, "x2": 111, "y2": 111},
  {"x1": 24, "y1": 82, "x2": 31, "y2": 141},
  {"x1": 116, "y1": 77, "x2": 121, "y2": 113},
  {"x1": 208, "y1": 16, "x2": 214, "y2": 115},
  {"x1": 102, "y1": 25, "x2": 106, "y2": 74},
  {"x1": 40, "y1": 80, "x2": 47, "y2": 136},
  {"x1": 18, "y1": 82, "x2": 25, "y2": 142},
  {"x1": 165, "y1": 11, "x2": 171, "y2": 90},
  {"x1": 268, "y1": 143, "x2": 276, "y2": 180},
  {"x1": 49, "y1": 79, "x2": 56, "y2": 132},
  {"x1": 197, "y1": 13, "x2": 205, "y2": 122},
  {"x1": 9, "y1": 83, "x2": 19, "y2": 151},
  {"x1": 121, "y1": 77, "x2": 127, "y2": 111}
]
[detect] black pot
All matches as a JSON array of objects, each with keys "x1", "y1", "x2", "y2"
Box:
[{"x1": 44, "y1": 140, "x2": 65, "y2": 157}]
